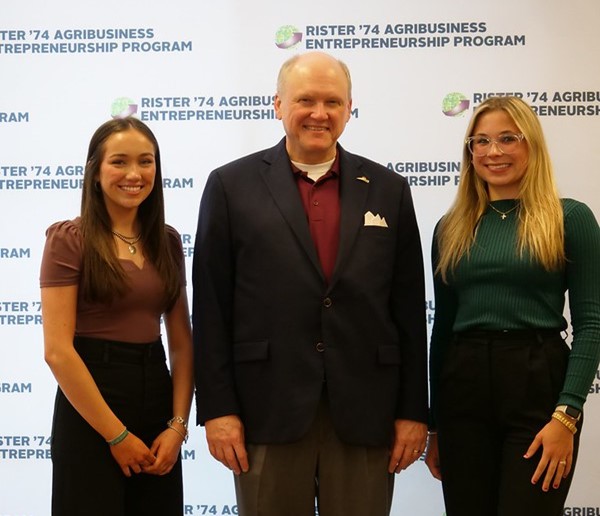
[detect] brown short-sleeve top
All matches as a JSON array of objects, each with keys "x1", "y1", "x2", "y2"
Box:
[{"x1": 39, "y1": 218, "x2": 186, "y2": 343}]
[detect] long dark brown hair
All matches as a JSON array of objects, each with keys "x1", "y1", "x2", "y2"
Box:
[{"x1": 79, "y1": 117, "x2": 181, "y2": 309}]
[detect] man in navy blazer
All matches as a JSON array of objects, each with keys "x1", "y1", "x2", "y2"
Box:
[{"x1": 193, "y1": 51, "x2": 428, "y2": 516}]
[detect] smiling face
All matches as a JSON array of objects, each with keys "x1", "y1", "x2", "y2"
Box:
[
  {"x1": 274, "y1": 53, "x2": 352, "y2": 164},
  {"x1": 97, "y1": 128, "x2": 156, "y2": 218},
  {"x1": 470, "y1": 109, "x2": 529, "y2": 200}
]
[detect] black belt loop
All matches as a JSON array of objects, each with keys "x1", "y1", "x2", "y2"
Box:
[{"x1": 103, "y1": 342, "x2": 110, "y2": 363}]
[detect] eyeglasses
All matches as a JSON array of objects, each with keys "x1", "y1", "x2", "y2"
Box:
[{"x1": 465, "y1": 133, "x2": 525, "y2": 157}]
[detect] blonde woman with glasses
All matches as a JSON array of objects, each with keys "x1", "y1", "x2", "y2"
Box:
[{"x1": 425, "y1": 96, "x2": 600, "y2": 516}]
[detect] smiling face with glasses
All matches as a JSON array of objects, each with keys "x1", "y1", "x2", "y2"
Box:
[
  {"x1": 467, "y1": 109, "x2": 529, "y2": 200},
  {"x1": 466, "y1": 132, "x2": 525, "y2": 157}
]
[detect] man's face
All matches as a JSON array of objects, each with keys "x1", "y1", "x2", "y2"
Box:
[{"x1": 274, "y1": 54, "x2": 352, "y2": 164}]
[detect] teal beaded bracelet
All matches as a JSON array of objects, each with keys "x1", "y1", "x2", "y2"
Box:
[{"x1": 106, "y1": 428, "x2": 129, "y2": 446}]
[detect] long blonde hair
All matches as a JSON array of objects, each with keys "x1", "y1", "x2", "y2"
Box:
[{"x1": 436, "y1": 96, "x2": 565, "y2": 282}]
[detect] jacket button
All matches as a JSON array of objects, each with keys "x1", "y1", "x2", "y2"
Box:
[
  {"x1": 323, "y1": 297, "x2": 332, "y2": 308},
  {"x1": 316, "y1": 342, "x2": 325, "y2": 352}
]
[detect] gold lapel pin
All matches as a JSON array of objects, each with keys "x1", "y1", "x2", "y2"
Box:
[{"x1": 356, "y1": 176, "x2": 370, "y2": 184}]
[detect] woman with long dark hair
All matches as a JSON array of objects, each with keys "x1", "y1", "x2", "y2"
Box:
[{"x1": 41, "y1": 117, "x2": 193, "y2": 515}]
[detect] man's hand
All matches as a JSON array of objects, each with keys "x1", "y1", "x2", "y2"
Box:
[
  {"x1": 388, "y1": 419, "x2": 427, "y2": 473},
  {"x1": 205, "y1": 415, "x2": 249, "y2": 475}
]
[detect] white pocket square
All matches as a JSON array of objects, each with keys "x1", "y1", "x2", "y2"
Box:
[{"x1": 364, "y1": 211, "x2": 388, "y2": 228}]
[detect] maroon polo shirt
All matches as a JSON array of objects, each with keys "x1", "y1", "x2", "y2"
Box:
[{"x1": 291, "y1": 154, "x2": 341, "y2": 284}]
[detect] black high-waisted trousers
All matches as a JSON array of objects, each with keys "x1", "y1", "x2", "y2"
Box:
[
  {"x1": 437, "y1": 330, "x2": 581, "y2": 516},
  {"x1": 51, "y1": 336, "x2": 183, "y2": 516}
]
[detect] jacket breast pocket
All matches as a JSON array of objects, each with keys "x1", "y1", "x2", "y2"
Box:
[{"x1": 233, "y1": 340, "x2": 269, "y2": 363}]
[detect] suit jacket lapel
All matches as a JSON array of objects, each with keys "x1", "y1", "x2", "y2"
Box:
[
  {"x1": 329, "y1": 146, "x2": 369, "y2": 290},
  {"x1": 260, "y1": 139, "x2": 324, "y2": 280}
]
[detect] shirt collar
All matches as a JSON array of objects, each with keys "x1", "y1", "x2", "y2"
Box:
[{"x1": 290, "y1": 153, "x2": 340, "y2": 178}]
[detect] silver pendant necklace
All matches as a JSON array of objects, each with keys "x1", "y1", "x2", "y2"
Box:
[
  {"x1": 488, "y1": 203, "x2": 519, "y2": 220},
  {"x1": 112, "y1": 231, "x2": 142, "y2": 254}
]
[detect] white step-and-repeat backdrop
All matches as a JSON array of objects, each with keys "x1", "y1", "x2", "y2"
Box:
[{"x1": 1, "y1": 1, "x2": 599, "y2": 514}]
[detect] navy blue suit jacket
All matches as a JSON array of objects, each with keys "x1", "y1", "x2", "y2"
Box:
[{"x1": 192, "y1": 138, "x2": 427, "y2": 446}]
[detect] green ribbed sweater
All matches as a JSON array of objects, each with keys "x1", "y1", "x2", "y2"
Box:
[{"x1": 429, "y1": 198, "x2": 600, "y2": 427}]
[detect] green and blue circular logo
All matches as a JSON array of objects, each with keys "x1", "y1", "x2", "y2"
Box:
[
  {"x1": 111, "y1": 97, "x2": 138, "y2": 119},
  {"x1": 275, "y1": 25, "x2": 303, "y2": 49},
  {"x1": 442, "y1": 92, "x2": 470, "y2": 117}
]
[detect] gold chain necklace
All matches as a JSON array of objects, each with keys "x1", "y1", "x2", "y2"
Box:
[
  {"x1": 488, "y1": 203, "x2": 519, "y2": 220},
  {"x1": 112, "y1": 231, "x2": 142, "y2": 255}
]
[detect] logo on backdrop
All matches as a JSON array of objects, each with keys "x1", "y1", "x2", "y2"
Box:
[
  {"x1": 275, "y1": 25, "x2": 303, "y2": 49},
  {"x1": 0, "y1": 248, "x2": 30, "y2": 259},
  {"x1": 0, "y1": 300, "x2": 41, "y2": 325},
  {"x1": 472, "y1": 91, "x2": 600, "y2": 116},
  {"x1": 281, "y1": 21, "x2": 526, "y2": 50},
  {"x1": 563, "y1": 508, "x2": 600, "y2": 515},
  {"x1": 111, "y1": 97, "x2": 138, "y2": 119},
  {"x1": 440, "y1": 91, "x2": 600, "y2": 118},
  {"x1": 131, "y1": 95, "x2": 280, "y2": 122},
  {"x1": 0, "y1": 111, "x2": 29, "y2": 123},
  {"x1": 442, "y1": 93, "x2": 470, "y2": 117},
  {"x1": 0, "y1": 434, "x2": 50, "y2": 460},
  {"x1": 0, "y1": 28, "x2": 192, "y2": 54},
  {"x1": 387, "y1": 162, "x2": 460, "y2": 188},
  {"x1": 0, "y1": 381, "x2": 32, "y2": 393}
]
